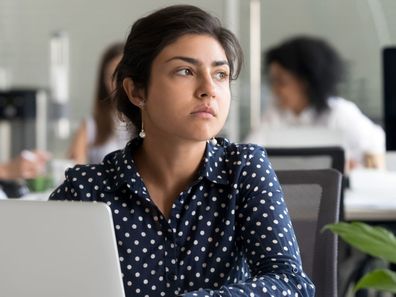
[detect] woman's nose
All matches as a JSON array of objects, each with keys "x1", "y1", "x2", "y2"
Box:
[{"x1": 195, "y1": 74, "x2": 216, "y2": 99}]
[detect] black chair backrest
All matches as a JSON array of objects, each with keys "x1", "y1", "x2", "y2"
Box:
[
  {"x1": 266, "y1": 146, "x2": 345, "y2": 174},
  {"x1": 276, "y1": 169, "x2": 342, "y2": 297},
  {"x1": 266, "y1": 146, "x2": 346, "y2": 220}
]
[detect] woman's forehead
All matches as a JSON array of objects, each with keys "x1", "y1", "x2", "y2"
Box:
[{"x1": 154, "y1": 34, "x2": 228, "y2": 65}]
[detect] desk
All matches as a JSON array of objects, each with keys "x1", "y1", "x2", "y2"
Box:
[
  {"x1": 345, "y1": 189, "x2": 396, "y2": 221},
  {"x1": 344, "y1": 168, "x2": 396, "y2": 221},
  {"x1": 386, "y1": 151, "x2": 396, "y2": 171}
]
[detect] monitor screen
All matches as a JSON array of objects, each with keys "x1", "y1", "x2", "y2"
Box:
[{"x1": 383, "y1": 47, "x2": 396, "y2": 150}]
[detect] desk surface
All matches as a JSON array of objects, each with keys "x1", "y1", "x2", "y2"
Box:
[
  {"x1": 344, "y1": 168, "x2": 396, "y2": 221},
  {"x1": 4, "y1": 165, "x2": 396, "y2": 222},
  {"x1": 345, "y1": 189, "x2": 396, "y2": 221}
]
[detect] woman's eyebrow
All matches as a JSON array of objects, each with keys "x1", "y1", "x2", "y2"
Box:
[{"x1": 165, "y1": 56, "x2": 229, "y2": 67}]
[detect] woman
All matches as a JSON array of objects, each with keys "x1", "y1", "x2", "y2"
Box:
[
  {"x1": 245, "y1": 36, "x2": 385, "y2": 170},
  {"x1": 68, "y1": 43, "x2": 131, "y2": 164},
  {"x1": 50, "y1": 5, "x2": 314, "y2": 296}
]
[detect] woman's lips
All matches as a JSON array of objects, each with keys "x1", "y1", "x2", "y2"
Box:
[{"x1": 191, "y1": 105, "x2": 216, "y2": 118}]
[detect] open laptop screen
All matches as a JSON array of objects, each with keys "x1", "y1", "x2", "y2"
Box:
[{"x1": 0, "y1": 200, "x2": 125, "y2": 297}]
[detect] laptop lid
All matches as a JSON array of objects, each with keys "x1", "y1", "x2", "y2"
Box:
[{"x1": 0, "y1": 200, "x2": 125, "y2": 297}]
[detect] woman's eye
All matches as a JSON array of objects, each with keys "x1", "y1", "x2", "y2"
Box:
[
  {"x1": 176, "y1": 68, "x2": 193, "y2": 76},
  {"x1": 215, "y1": 71, "x2": 229, "y2": 80}
]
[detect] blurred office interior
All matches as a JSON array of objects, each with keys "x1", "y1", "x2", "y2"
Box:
[{"x1": 1, "y1": 0, "x2": 395, "y2": 156}]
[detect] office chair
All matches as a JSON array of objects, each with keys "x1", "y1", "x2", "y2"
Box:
[
  {"x1": 276, "y1": 169, "x2": 342, "y2": 297},
  {"x1": 265, "y1": 146, "x2": 345, "y2": 174},
  {"x1": 265, "y1": 146, "x2": 346, "y2": 218}
]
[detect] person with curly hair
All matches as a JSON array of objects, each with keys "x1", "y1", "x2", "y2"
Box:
[{"x1": 245, "y1": 36, "x2": 385, "y2": 170}]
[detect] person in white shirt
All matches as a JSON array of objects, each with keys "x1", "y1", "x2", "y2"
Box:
[
  {"x1": 245, "y1": 36, "x2": 385, "y2": 170},
  {"x1": 68, "y1": 43, "x2": 132, "y2": 164}
]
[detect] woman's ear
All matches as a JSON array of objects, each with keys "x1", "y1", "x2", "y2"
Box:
[{"x1": 122, "y1": 78, "x2": 145, "y2": 107}]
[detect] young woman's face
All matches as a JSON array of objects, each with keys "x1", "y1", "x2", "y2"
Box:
[
  {"x1": 268, "y1": 62, "x2": 309, "y2": 114},
  {"x1": 142, "y1": 34, "x2": 231, "y2": 142}
]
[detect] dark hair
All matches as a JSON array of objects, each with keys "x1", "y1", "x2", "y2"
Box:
[
  {"x1": 93, "y1": 42, "x2": 124, "y2": 145},
  {"x1": 264, "y1": 36, "x2": 344, "y2": 113},
  {"x1": 114, "y1": 4, "x2": 243, "y2": 131}
]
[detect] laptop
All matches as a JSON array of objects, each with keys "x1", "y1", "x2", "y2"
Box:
[{"x1": 0, "y1": 200, "x2": 125, "y2": 297}]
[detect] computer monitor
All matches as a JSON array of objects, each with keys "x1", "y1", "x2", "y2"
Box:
[
  {"x1": 383, "y1": 47, "x2": 396, "y2": 150},
  {"x1": 0, "y1": 200, "x2": 125, "y2": 297},
  {"x1": 260, "y1": 127, "x2": 345, "y2": 148}
]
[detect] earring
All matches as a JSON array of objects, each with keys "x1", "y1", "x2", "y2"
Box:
[
  {"x1": 138, "y1": 101, "x2": 146, "y2": 138},
  {"x1": 210, "y1": 137, "x2": 217, "y2": 145},
  {"x1": 139, "y1": 120, "x2": 146, "y2": 138}
]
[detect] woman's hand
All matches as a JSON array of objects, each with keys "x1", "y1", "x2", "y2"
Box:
[
  {"x1": 363, "y1": 153, "x2": 385, "y2": 169},
  {"x1": 0, "y1": 150, "x2": 51, "y2": 180}
]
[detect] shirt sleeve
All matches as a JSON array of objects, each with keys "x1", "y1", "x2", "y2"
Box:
[
  {"x1": 49, "y1": 166, "x2": 94, "y2": 202},
  {"x1": 330, "y1": 99, "x2": 385, "y2": 161},
  {"x1": 181, "y1": 147, "x2": 315, "y2": 297}
]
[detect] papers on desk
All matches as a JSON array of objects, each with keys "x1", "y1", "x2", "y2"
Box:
[
  {"x1": 344, "y1": 168, "x2": 396, "y2": 220},
  {"x1": 386, "y1": 152, "x2": 396, "y2": 171},
  {"x1": 347, "y1": 168, "x2": 396, "y2": 207},
  {"x1": 350, "y1": 168, "x2": 396, "y2": 193}
]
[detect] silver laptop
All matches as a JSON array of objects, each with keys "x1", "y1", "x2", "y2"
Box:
[{"x1": 0, "y1": 200, "x2": 125, "y2": 297}]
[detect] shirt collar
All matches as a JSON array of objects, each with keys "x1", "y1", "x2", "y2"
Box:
[
  {"x1": 281, "y1": 106, "x2": 317, "y2": 125},
  {"x1": 199, "y1": 137, "x2": 229, "y2": 185},
  {"x1": 103, "y1": 137, "x2": 230, "y2": 194},
  {"x1": 102, "y1": 138, "x2": 148, "y2": 197}
]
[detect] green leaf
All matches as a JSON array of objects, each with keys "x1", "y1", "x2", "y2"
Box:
[
  {"x1": 323, "y1": 222, "x2": 396, "y2": 264},
  {"x1": 354, "y1": 269, "x2": 396, "y2": 293}
]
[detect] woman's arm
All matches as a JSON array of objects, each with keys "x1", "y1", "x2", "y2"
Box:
[{"x1": 331, "y1": 99, "x2": 386, "y2": 170}]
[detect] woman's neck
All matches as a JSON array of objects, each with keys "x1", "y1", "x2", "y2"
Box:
[
  {"x1": 134, "y1": 135, "x2": 206, "y2": 188},
  {"x1": 291, "y1": 98, "x2": 310, "y2": 115},
  {"x1": 132, "y1": 135, "x2": 207, "y2": 218}
]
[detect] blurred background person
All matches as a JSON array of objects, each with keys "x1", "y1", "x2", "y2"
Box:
[
  {"x1": 245, "y1": 36, "x2": 385, "y2": 170},
  {"x1": 68, "y1": 42, "x2": 132, "y2": 164},
  {"x1": 0, "y1": 150, "x2": 50, "y2": 180}
]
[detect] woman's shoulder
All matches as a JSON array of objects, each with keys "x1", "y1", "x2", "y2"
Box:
[
  {"x1": 62, "y1": 163, "x2": 109, "y2": 190},
  {"x1": 50, "y1": 162, "x2": 109, "y2": 201},
  {"x1": 327, "y1": 96, "x2": 362, "y2": 115},
  {"x1": 217, "y1": 138, "x2": 268, "y2": 163}
]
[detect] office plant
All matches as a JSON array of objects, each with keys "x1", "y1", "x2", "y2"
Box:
[{"x1": 324, "y1": 222, "x2": 396, "y2": 294}]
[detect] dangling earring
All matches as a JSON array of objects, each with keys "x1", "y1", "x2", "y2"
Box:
[
  {"x1": 138, "y1": 101, "x2": 146, "y2": 138},
  {"x1": 210, "y1": 137, "x2": 217, "y2": 145},
  {"x1": 139, "y1": 120, "x2": 146, "y2": 138}
]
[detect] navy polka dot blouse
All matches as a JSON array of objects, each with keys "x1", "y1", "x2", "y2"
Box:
[{"x1": 50, "y1": 137, "x2": 315, "y2": 297}]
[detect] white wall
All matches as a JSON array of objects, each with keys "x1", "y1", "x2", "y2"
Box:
[{"x1": 0, "y1": 0, "x2": 225, "y2": 125}]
